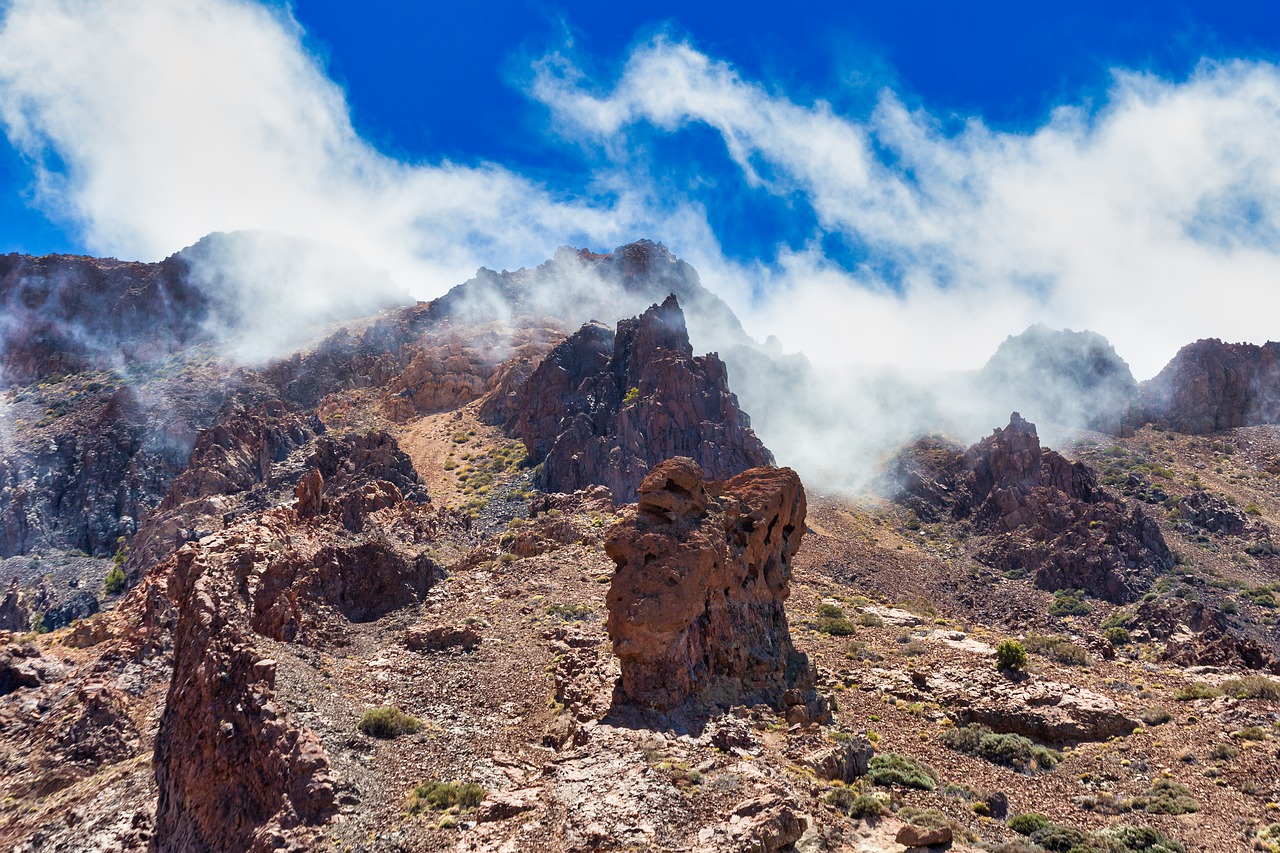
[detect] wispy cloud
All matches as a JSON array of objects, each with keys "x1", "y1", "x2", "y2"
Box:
[{"x1": 535, "y1": 38, "x2": 1280, "y2": 378}]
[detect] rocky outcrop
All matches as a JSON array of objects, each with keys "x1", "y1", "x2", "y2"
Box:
[
  {"x1": 0, "y1": 252, "x2": 210, "y2": 388},
  {"x1": 1142, "y1": 339, "x2": 1280, "y2": 433},
  {"x1": 977, "y1": 324, "x2": 1138, "y2": 433},
  {"x1": 152, "y1": 433, "x2": 448, "y2": 850},
  {"x1": 488, "y1": 296, "x2": 772, "y2": 501},
  {"x1": 893, "y1": 413, "x2": 1172, "y2": 602},
  {"x1": 604, "y1": 458, "x2": 821, "y2": 715}
]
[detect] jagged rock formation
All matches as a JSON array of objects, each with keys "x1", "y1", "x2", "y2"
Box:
[
  {"x1": 1142, "y1": 339, "x2": 1280, "y2": 433},
  {"x1": 977, "y1": 324, "x2": 1138, "y2": 433},
  {"x1": 152, "y1": 429, "x2": 449, "y2": 850},
  {"x1": 604, "y1": 457, "x2": 822, "y2": 717},
  {"x1": 894, "y1": 413, "x2": 1172, "y2": 602},
  {"x1": 0, "y1": 252, "x2": 210, "y2": 387},
  {"x1": 486, "y1": 296, "x2": 772, "y2": 501}
]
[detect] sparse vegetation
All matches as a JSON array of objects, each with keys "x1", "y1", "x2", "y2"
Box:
[
  {"x1": 996, "y1": 639, "x2": 1028, "y2": 672},
  {"x1": 939, "y1": 724, "x2": 1060, "y2": 772},
  {"x1": 825, "y1": 786, "x2": 886, "y2": 819},
  {"x1": 1048, "y1": 589, "x2": 1091, "y2": 617},
  {"x1": 866, "y1": 753, "x2": 937, "y2": 791},
  {"x1": 1008, "y1": 813, "x2": 1053, "y2": 835},
  {"x1": 1175, "y1": 682, "x2": 1222, "y2": 701},
  {"x1": 1222, "y1": 675, "x2": 1280, "y2": 700},
  {"x1": 1104, "y1": 626, "x2": 1131, "y2": 645},
  {"x1": 1133, "y1": 778, "x2": 1200, "y2": 815},
  {"x1": 103, "y1": 564, "x2": 126, "y2": 596},
  {"x1": 1141, "y1": 705, "x2": 1173, "y2": 726},
  {"x1": 405, "y1": 780, "x2": 485, "y2": 815},
  {"x1": 358, "y1": 706, "x2": 422, "y2": 739}
]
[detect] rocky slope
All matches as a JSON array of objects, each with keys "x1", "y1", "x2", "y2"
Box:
[
  {"x1": 892, "y1": 413, "x2": 1173, "y2": 603},
  {"x1": 2, "y1": 240, "x2": 1280, "y2": 853},
  {"x1": 1141, "y1": 338, "x2": 1280, "y2": 434}
]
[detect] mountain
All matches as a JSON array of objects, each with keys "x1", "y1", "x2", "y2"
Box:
[{"x1": 1, "y1": 239, "x2": 1278, "y2": 853}]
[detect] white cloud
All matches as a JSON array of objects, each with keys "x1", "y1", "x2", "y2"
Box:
[
  {"x1": 0, "y1": 0, "x2": 641, "y2": 296},
  {"x1": 535, "y1": 39, "x2": 1280, "y2": 379}
]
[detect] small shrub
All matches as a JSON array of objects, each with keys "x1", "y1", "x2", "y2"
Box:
[
  {"x1": 405, "y1": 780, "x2": 485, "y2": 815},
  {"x1": 103, "y1": 564, "x2": 127, "y2": 596},
  {"x1": 1174, "y1": 682, "x2": 1222, "y2": 701},
  {"x1": 1141, "y1": 705, "x2": 1173, "y2": 726},
  {"x1": 814, "y1": 617, "x2": 857, "y2": 636},
  {"x1": 896, "y1": 806, "x2": 948, "y2": 828},
  {"x1": 1237, "y1": 725, "x2": 1268, "y2": 741},
  {"x1": 1008, "y1": 813, "x2": 1053, "y2": 836},
  {"x1": 622, "y1": 386, "x2": 640, "y2": 405},
  {"x1": 866, "y1": 753, "x2": 937, "y2": 790},
  {"x1": 1134, "y1": 778, "x2": 1200, "y2": 815},
  {"x1": 545, "y1": 603, "x2": 594, "y2": 622},
  {"x1": 1207, "y1": 742, "x2": 1238, "y2": 761},
  {"x1": 358, "y1": 706, "x2": 422, "y2": 739},
  {"x1": 1104, "y1": 626, "x2": 1131, "y2": 646},
  {"x1": 1048, "y1": 590, "x2": 1091, "y2": 617},
  {"x1": 825, "y1": 787, "x2": 886, "y2": 819},
  {"x1": 857, "y1": 612, "x2": 883, "y2": 627},
  {"x1": 1049, "y1": 641, "x2": 1090, "y2": 666},
  {"x1": 1029, "y1": 825, "x2": 1088, "y2": 852},
  {"x1": 996, "y1": 639, "x2": 1028, "y2": 672},
  {"x1": 940, "y1": 724, "x2": 1060, "y2": 772},
  {"x1": 1221, "y1": 675, "x2": 1280, "y2": 700},
  {"x1": 816, "y1": 602, "x2": 846, "y2": 619},
  {"x1": 1108, "y1": 824, "x2": 1186, "y2": 853},
  {"x1": 1072, "y1": 791, "x2": 1130, "y2": 814}
]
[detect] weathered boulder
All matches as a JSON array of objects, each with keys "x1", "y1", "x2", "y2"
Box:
[
  {"x1": 892, "y1": 413, "x2": 1171, "y2": 603},
  {"x1": 896, "y1": 822, "x2": 953, "y2": 848},
  {"x1": 604, "y1": 458, "x2": 821, "y2": 714},
  {"x1": 489, "y1": 296, "x2": 772, "y2": 501},
  {"x1": 726, "y1": 796, "x2": 807, "y2": 853},
  {"x1": 802, "y1": 737, "x2": 875, "y2": 782},
  {"x1": 404, "y1": 624, "x2": 480, "y2": 652},
  {"x1": 1142, "y1": 338, "x2": 1280, "y2": 433}
]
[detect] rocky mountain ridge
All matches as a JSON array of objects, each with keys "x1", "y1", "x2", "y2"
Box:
[{"x1": 0, "y1": 239, "x2": 1279, "y2": 852}]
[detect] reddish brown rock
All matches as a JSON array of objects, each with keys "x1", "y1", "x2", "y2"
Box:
[
  {"x1": 404, "y1": 624, "x2": 480, "y2": 652},
  {"x1": 604, "y1": 458, "x2": 821, "y2": 713},
  {"x1": 488, "y1": 296, "x2": 772, "y2": 501},
  {"x1": 894, "y1": 413, "x2": 1172, "y2": 603},
  {"x1": 1142, "y1": 339, "x2": 1280, "y2": 433},
  {"x1": 896, "y1": 822, "x2": 952, "y2": 847}
]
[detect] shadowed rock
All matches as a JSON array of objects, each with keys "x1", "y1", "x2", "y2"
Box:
[
  {"x1": 490, "y1": 296, "x2": 772, "y2": 501},
  {"x1": 604, "y1": 458, "x2": 823, "y2": 717},
  {"x1": 893, "y1": 413, "x2": 1172, "y2": 603},
  {"x1": 1142, "y1": 338, "x2": 1280, "y2": 433}
]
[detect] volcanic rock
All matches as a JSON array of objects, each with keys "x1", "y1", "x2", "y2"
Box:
[
  {"x1": 490, "y1": 296, "x2": 772, "y2": 501},
  {"x1": 896, "y1": 823, "x2": 952, "y2": 848},
  {"x1": 977, "y1": 324, "x2": 1138, "y2": 433},
  {"x1": 604, "y1": 457, "x2": 821, "y2": 714},
  {"x1": 893, "y1": 413, "x2": 1172, "y2": 603},
  {"x1": 1142, "y1": 338, "x2": 1280, "y2": 433}
]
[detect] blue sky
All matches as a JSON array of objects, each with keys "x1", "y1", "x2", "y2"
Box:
[{"x1": 2, "y1": 0, "x2": 1280, "y2": 376}]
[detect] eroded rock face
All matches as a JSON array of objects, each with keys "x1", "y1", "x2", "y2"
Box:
[
  {"x1": 151, "y1": 428, "x2": 449, "y2": 850},
  {"x1": 894, "y1": 413, "x2": 1171, "y2": 603},
  {"x1": 1142, "y1": 339, "x2": 1280, "y2": 433},
  {"x1": 491, "y1": 297, "x2": 772, "y2": 501},
  {"x1": 604, "y1": 458, "x2": 820, "y2": 713}
]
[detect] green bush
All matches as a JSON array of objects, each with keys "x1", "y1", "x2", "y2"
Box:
[
  {"x1": 816, "y1": 602, "x2": 845, "y2": 619},
  {"x1": 358, "y1": 706, "x2": 422, "y2": 739},
  {"x1": 1221, "y1": 675, "x2": 1280, "y2": 700},
  {"x1": 1207, "y1": 742, "x2": 1238, "y2": 761},
  {"x1": 1008, "y1": 813, "x2": 1053, "y2": 835},
  {"x1": 866, "y1": 753, "x2": 937, "y2": 790},
  {"x1": 857, "y1": 612, "x2": 883, "y2": 627},
  {"x1": 814, "y1": 617, "x2": 858, "y2": 636},
  {"x1": 1104, "y1": 626, "x2": 1131, "y2": 645},
  {"x1": 1048, "y1": 590, "x2": 1091, "y2": 617},
  {"x1": 824, "y1": 787, "x2": 886, "y2": 819},
  {"x1": 1029, "y1": 825, "x2": 1088, "y2": 852},
  {"x1": 896, "y1": 806, "x2": 948, "y2": 828},
  {"x1": 1174, "y1": 682, "x2": 1221, "y2": 701},
  {"x1": 405, "y1": 780, "x2": 485, "y2": 815},
  {"x1": 1048, "y1": 641, "x2": 1090, "y2": 666},
  {"x1": 996, "y1": 639, "x2": 1028, "y2": 671},
  {"x1": 103, "y1": 564, "x2": 127, "y2": 596},
  {"x1": 1134, "y1": 778, "x2": 1200, "y2": 815},
  {"x1": 1140, "y1": 705, "x2": 1173, "y2": 726},
  {"x1": 939, "y1": 724, "x2": 1059, "y2": 772},
  {"x1": 1108, "y1": 824, "x2": 1184, "y2": 853}
]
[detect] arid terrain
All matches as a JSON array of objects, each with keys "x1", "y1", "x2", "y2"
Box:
[{"x1": 0, "y1": 241, "x2": 1278, "y2": 853}]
